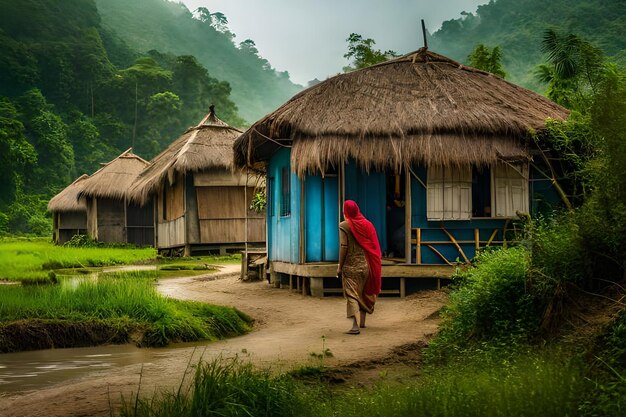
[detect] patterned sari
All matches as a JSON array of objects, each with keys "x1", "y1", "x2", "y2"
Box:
[{"x1": 339, "y1": 221, "x2": 377, "y2": 316}]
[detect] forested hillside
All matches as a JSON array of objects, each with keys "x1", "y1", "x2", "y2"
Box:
[
  {"x1": 0, "y1": 0, "x2": 277, "y2": 235},
  {"x1": 95, "y1": 0, "x2": 303, "y2": 123},
  {"x1": 430, "y1": 0, "x2": 626, "y2": 89}
]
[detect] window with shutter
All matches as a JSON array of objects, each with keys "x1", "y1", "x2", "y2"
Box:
[
  {"x1": 492, "y1": 163, "x2": 529, "y2": 217},
  {"x1": 280, "y1": 168, "x2": 291, "y2": 217},
  {"x1": 427, "y1": 166, "x2": 472, "y2": 220}
]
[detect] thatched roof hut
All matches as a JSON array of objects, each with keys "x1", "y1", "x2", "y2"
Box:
[
  {"x1": 78, "y1": 148, "x2": 149, "y2": 201},
  {"x1": 47, "y1": 174, "x2": 89, "y2": 213},
  {"x1": 129, "y1": 107, "x2": 243, "y2": 206},
  {"x1": 234, "y1": 48, "x2": 569, "y2": 175}
]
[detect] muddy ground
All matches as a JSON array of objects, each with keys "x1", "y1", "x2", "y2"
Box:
[{"x1": 0, "y1": 264, "x2": 447, "y2": 417}]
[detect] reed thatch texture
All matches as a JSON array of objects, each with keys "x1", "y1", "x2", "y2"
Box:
[
  {"x1": 233, "y1": 48, "x2": 569, "y2": 175},
  {"x1": 47, "y1": 174, "x2": 89, "y2": 212},
  {"x1": 128, "y1": 109, "x2": 243, "y2": 205},
  {"x1": 78, "y1": 149, "x2": 149, "y2": 201}
]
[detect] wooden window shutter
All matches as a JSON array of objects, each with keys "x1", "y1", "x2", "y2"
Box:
[
  {"x1": 493, "y1": 163, "x2": 529, "y2": 217},
  {"x1": 427, "y1": 166, "x2": 471, "y2": 220}
]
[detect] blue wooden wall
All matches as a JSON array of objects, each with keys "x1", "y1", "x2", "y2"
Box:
[
  {"x1": 344, "y1": 161, "x2": 388, "y2": 253},
  {"x1": 266, "y1": 154, "x2": 563, "y2": 267},
  {"x1": 267, "y1": 148, "x2": 300, "y2": 263},
  {"x1": 304, "y1": 174, "x2": 339, "y2": 262},
  {"x1": 410, "y1": 165, "x2": 563, "y2": 264}
]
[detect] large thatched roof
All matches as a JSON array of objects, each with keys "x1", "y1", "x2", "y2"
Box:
[
  {"x1": 128, "y1": 108, "x2": 243, "y2": 205},
  {"x1": 234, "y1": 48, "x2": 569, "y2": 175},
  {"x1": 47, "y1": 174, "x2": 89, "y2": 212},
  {"x1": 78, "y1": 149, "x2": 149, "y2": 201}
]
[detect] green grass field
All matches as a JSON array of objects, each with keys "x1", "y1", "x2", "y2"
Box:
[
  {"x1": 121, "y1": 349, "x2": 588, "y2": 417},
  {"x1": 0, "y1": 238, "x2": 156, "y2": 283},
  {"x1": 0, "y1": 270, "x2": 252, "y2": 352}
]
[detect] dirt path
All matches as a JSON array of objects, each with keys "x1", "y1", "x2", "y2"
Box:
[{"x1": 0, "y1": 264, "x2": 447, "y2": 417}]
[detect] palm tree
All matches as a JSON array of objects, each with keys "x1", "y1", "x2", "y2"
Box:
[{"x1": 536, "y1": 29, "x2": 604, "y2": 110}]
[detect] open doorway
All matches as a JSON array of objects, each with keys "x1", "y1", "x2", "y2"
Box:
[{"x1": 385, "y1": 170, "x2": 406, "y2": 260}]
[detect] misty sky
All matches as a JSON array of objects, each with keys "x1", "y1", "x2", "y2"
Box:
[{"x1": 180, "y1": 1, "x2": 488, "y2": 85}]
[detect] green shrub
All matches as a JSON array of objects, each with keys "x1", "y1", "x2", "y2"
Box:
[{"x1": 427, "y1": 247, "x2": 535, "y2": 361}]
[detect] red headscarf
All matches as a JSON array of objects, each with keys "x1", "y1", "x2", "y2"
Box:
[{"x1": 343, "y1": 200, "x2": 382, "y2": 295}]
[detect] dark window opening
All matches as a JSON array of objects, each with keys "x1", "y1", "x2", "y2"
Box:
[
  {"x1": 280, "y1": 168, "x2": 291, "y2": 217},
  {"x1": 385, "y1": 171, "x2": 406, "y2": 258},
  {"x1": 472, "y1": 166, "x2": 492, "y2": 217}
]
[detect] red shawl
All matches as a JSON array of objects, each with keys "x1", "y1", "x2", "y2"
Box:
[{"x1": 343, "y1": 200, "x2": 382, "y2": 295}]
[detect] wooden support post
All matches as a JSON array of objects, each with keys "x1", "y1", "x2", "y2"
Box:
[
  {"x1": 310, "y1": 277, "x2": 324, "y2": 297},
  {"x1": 400, "y1": 277, "x2": 406, "y2": 298},
  {"x1": 416, "y1": 228, "x2": 422, "y2": 265},
  {"x1": 474, "y1": 228, "x2": 480, "y2": 251},
  {"x1": 289, "y1": 274, "x2": 294, "y2": 290},
  {"x1": 240, "y1": 251, "x2": 247, "y2": 281},
  {"x1": 302, "y1": 277, "x2": 310, "y2": 296},
  {"x1": 269, "y1": 263, "x2": 280, "y2": 288}
]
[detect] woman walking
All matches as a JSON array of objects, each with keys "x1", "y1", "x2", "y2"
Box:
[{"x1": 337, "y1": 200, "x2": 382, "y2": 334}]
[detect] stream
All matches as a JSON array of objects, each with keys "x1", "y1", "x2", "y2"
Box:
[{"x1": 0, "y1": 265, "x2": 195, "y2": 395}]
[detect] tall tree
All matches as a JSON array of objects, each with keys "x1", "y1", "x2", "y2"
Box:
[
  {"x1": 343, "y1": 33, "x2": 398, "y2": 71},
  {"x1": 468, "y1": 44, "x2": 507, "y2": 78},
  {"x1": 535, "y1": 29, "x2": 604, "y2": 110}
]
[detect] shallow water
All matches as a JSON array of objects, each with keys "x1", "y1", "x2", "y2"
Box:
[
  {"x1": 0, "y1": 344, "x2": 151, "y2": 393},
  {"x1": 1, "y1": 265, "x2": 166, "y2": 395}
]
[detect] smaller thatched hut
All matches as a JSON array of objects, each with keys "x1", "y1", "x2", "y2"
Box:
[
  {"x1": 129, "y1": 107, "x2": 265, "y2": 256},
  {"x1": 47, "y1": 174, "x2": 89, "y2": 244},
  {"x1": 78, "y1": 149, "x2": 154, "y2": 245}
]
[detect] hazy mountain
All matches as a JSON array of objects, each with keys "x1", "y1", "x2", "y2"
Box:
[{"x1": 95, "y1": 0, "x2": 303, "y2": 123}]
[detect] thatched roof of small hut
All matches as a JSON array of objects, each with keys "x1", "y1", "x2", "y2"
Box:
[
  {"x1": 47, "y1": 174, "x2": 89, "y2": 212},
  {"x1": 233, "y1": 48, "x2": 569, "y2": 175},
  {"x1": 78, "y1": 149, "x2": 149, "y2": 201},
  {"x1": 128, "y1": 107, "x2": 243, "y2": 205}
]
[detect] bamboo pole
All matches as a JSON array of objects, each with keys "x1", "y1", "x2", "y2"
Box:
[
  {"x1": 442, "y1": 227, "x2": 470, "y2": 264},
  {"x1": 416, "y1": 228, "x2": 422, "y2": 265},
  {"x1": 426, "y1": 245, "x2": 453, "y2": 266}
]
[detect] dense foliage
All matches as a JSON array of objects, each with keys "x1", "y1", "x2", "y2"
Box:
[
  {"x1": 423, "y1": 29, "x2": 626, "y2": 413},
  {"x1": 430, "y1": 0, "x2": 626, "y2": 90},
  {"x1": 0, "y1": 0, "x2": 299, "y2": 235},
  {"x1": 467, "y1": 44, "x2": 506, "y2": 77},
  {"x1": 95, "y1": 0, "x2": 302, "y2": 123}
]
